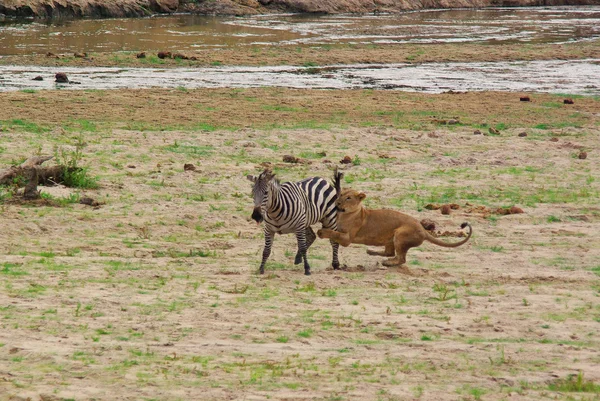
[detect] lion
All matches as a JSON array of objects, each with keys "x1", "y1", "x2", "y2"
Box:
[{"x1": 317, "y1": 189, "x2": 472, "y2": 267}]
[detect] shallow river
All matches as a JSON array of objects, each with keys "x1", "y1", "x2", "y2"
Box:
[
  {"x1": 0, "y1": 7, "x2": 599, "y2": 94},
  {"x1": 0, "y1": 59, "x2": 598, "y2": 94}
]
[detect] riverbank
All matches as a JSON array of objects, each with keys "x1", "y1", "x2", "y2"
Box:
[
  {"x1": 1, "y1": 39, "x2": 599, "y2": 69},
  {"x1": 1, "y1": 0, "x2": 599, "y2": 19}
]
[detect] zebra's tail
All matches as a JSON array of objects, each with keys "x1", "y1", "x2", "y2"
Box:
[{"x1": 333, "y1": 166, "x2": 343, "y2": 199}]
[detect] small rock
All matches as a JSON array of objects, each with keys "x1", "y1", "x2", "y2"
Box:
[
  {"x1": 340, "y1": 155, "x2": 352, "y2": 164},
  {"x1": 322, "y1": 159, "x2": 332, "y2": 164},
  {"x1": 32, "y1": 76, "x2": 44, "y2": 81},
  {"x1": 440, "y1": 205, "x2": 451, "y2": 215},
  {"x1": 46, "y1": 52, "x2": 59, "y2": 58},
  {"x1": 509, "y1": 206, "x2": 524, "y2": 214},
  {"x1": 518, "y1": 132, "x2": 527, "y2": 137},
  {"x1": 136, "y1": 52, "x2": 146, "y2": 59},
  {"x1": 447, "y1": 119, "x2": 459, "y2": 125},
  {"x1": 488, "y1": 127, "x2": 500, "y2": 135},
  {"x1": 316, "y1": 151, "x2": 327, "y2": 157},
  {"x1": 73, "y1": 52, "x2": 87, "y2": 58},
  {"x1": 184, "y1": 163, "x2": 196, "y2": 171},
  {"x1": 55, "y1": 72, "x2": 69, "y2": 83},
  {"x1": 550, "y1": 137, "x2": 559, "y2": 142},
  {"x1": 473, "y1": 130, "x2": 482, "y2": 135},
  {"x1": 172, "y1": 53, "x2": 189, "y2": 60},
  {"x1": 520, "y1": 96, "x2": 531, "y2": 102},
  {"x1": 283, "y1": 155, "x2": 300, "y2": 163},
  {"x1": 578, "y1": 151, "x2": 587, "y2": 160},
  {"x1": 80, "y1": 197, "x2": 103, "y2": 207},
  {"x1": 157, "y1": 51, "x2": 172, "y2": 59},
  {"x1": 127, "y1": 165, "x2": 136, "y2": 168},
  {"x1": 563, "y1": 98, "x2": 574, "y2": 104},
  {"x1": 420, "y1": 219, "x2": 436, "y2": 231}
]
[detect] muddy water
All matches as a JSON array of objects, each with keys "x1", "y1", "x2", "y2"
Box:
[
  {"x1": 1, "y1": 59, "x2": 598, "y2": 94},
  {"x1": 0, "y1": 7, "x2": 599, "y2": 56}
]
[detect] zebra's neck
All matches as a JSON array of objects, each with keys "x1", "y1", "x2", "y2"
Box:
[{"x1": 265, "y1": 179, "x2": 282, "y2": 212}]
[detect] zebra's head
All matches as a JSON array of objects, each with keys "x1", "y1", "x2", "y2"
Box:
[{"x1": 247, "y1": 168, "x2": 276, "y2": 224}]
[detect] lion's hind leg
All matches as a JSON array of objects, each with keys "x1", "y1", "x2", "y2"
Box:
[
  {"x1": 367, "y1": 241, "x2": 395, "y2": 257},
  {"x1": 382, "y1": 227, "x2": 423, "y2": 267}
]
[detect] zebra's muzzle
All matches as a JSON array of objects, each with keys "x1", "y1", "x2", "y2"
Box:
[{"x1": 251, "y1": 207, "x2": 264, "y2": 224}]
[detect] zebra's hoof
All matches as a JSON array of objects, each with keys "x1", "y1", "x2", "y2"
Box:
[
  {"x1": 294, "y1": 254, "x2": 302, "y2": 265},
  {"x1": 304, "y1": 270, "x2": 311, "y2": 276}
]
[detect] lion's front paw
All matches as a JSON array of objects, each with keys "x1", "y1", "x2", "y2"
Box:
[{"x1": 317, "y1": 229, "x2": 327, "y2": 239}]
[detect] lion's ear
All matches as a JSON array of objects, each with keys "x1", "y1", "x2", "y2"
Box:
[
  {"x1": 358, "y1": 192, "x2": 367, "y2": 201},
  {"x1": 247, "y1": 175, "x2": 257, "y2": 183}
]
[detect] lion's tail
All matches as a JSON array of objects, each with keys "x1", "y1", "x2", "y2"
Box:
[{"x1": 424, "y1": 222, "x2": 472, "y2": 248}]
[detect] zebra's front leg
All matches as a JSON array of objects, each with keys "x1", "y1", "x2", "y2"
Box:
[
  {"x1": 331, "y1": 240, "x2": 340, "y2": 270},
  {"x1": 295, "y1": 227, "x2": 316, "y2": 265},
  {"x1": 259, "y1": 229, "x2": 275, "y2": 275},
  {"x1": 295, "y1": 228, "x2": 311, "y2": 276}
]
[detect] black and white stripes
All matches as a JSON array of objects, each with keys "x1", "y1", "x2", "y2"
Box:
[{"x1": 248, "y1": 169, "x2": 342, "y2": 275}]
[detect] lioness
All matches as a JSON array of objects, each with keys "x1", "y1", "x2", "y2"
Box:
[{"x1": 317, "y1": 189, "x2": 472, "y2": 267}]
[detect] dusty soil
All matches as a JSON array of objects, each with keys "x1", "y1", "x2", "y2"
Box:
[
  {"x1": 1, "y1": 0, "x2": 599, "y2": 18},
  {"x1": 0, "y1": 84, "x2": 599, "y2": 401},
  {"x1": 2, "y1": 39, "x2": 599, "y2": 68}
]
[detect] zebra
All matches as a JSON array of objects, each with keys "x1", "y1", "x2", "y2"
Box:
[{"x1": 247, "y1": 168, "x2": 343, "y2": 276}]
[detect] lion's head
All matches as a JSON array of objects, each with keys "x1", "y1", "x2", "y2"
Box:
[{"x1": 336, "y1": 189, "x2": 366, "y2": 213}]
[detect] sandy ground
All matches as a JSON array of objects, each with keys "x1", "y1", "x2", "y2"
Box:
[{"x1": 0, "y1": 85, "x2": 599, "y2": 400}]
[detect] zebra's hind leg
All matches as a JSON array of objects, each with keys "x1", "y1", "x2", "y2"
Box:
[
  {"x1": 321, "y1": 220, "x2": 341, "y2": 270},
  {"x1": 295, "y1": 228, "x2": 311, "y2": 275},
  {"x1": 295, "y1": 227, "x2": 316, "y2": 265},
  {"x1": 259, "y1": 230, "x2": 275, "y2": 274}
]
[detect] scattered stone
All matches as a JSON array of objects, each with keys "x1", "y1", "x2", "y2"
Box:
[
  {"x1": 447, "y1": 118, "x2": 460, "y2": 125},
  {"x1": 518, "y1": 132, "x2": 527, "y2": 137},
  {"x1": 473, "y1": 129, "x2": 482, "y2": 135},
  {"x1": 73, "y1": 52, "x2": 87, "y2": 58},
  {"x1": 424, "y1": 203, "x2": 460, "y2": 211},
  {"x1": 136, "y1": 52, "x2": 146, "y2": 59},
  {"x1": 520, "y1": 96, "x2": 531, "y2": 102},
  {"x1": 488, "y1": 127, "x2": 500, "y2": 135},
  {"x1": 172, "y1": 53, "x2": 189, "y2": 60},
  {"x1": 420, "y1": 219, "x2": 436, "y2": 231},
  {"x1": 241, "y1": 141, "x2": 257, "y2": 148},
  {"x1": 563, "y1": 98, "x2": 574, "y2": 104},
  {"x1": 509, "y1": 206, "x2": 524, "y2": 214},
  {"x1": 340, "y1": 155, "x2": 352, "y2": 164},
  {"x1": 427, "y1": 132, "x2": 440, "y2": 138},
  {"x1": 550, "y1": 137, "x2": 559, "y2": 142},
  {"x1": 322, "y1": 159, "x2": 332, "y2": 164},
  {"x1": 32, "y1": 76, "x2": 44, "y2": 81},
  {"x1": 283, "y1": 155, "x2": 300, "y2": 163},
  {"x1": 316, "y1": 151, "x2": 327, "y2": 157},
  {"x1": 578, "y1": 151, "x2": 587, "y2": 160},
  {"x1": 440, "y1": 204, "x2": 451, "y2": 215},
  {"x1": 46, "y1": 52, "x2": 59, "y2": 58},
  {"x1": 127, "y1": 165, "x2": 136, "y2": 168},
  {"x1": 80, "y1": 196, "x2": 103, "y2": 207},
  {"x1": 157, "y1": 51, "x2": 172, "y2": 59},
  {"x1": 184, "y1": 163, "x2": 196, "y2": 171},
  {"x1": 55, "y1": 72, "x2": 69, "y2": 83}
]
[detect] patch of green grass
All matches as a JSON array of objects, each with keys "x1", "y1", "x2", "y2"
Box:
[
  {"x1": 1, "y1": 119, "x2": 50, "y2": 134},
  {"x1": 548, "y1": 372, "x2": 600, "y2": 393},
  {"x1": 297, "y1": 329, "x2": 313, "y2": 338},
  {"x1": 0, "y1": 263, "x2": 28, "y2": 276},
  {"x1": 163, "y1": 142, "x2": 214, "y2": 156}
]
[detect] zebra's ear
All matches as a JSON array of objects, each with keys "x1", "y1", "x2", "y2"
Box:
[
  {"x1": 358, "y1": 192, "x2": 367, "y2": 201},
  {"x1": 247, "y1": 175, "x2": 257, "y2": 183}
]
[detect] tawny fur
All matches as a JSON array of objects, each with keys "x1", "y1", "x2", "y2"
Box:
[{"x1": 317, "y1": 189, "x2": 472, "y2": 267}]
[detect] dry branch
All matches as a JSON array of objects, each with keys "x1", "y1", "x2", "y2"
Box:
[{"x1": 0, "y1": 155, "x2": 67, "y2": 200}]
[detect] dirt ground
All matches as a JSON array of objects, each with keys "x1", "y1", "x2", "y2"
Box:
[{"x1": 1, "y1": 42, "x2": 600, "y2": 401}]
